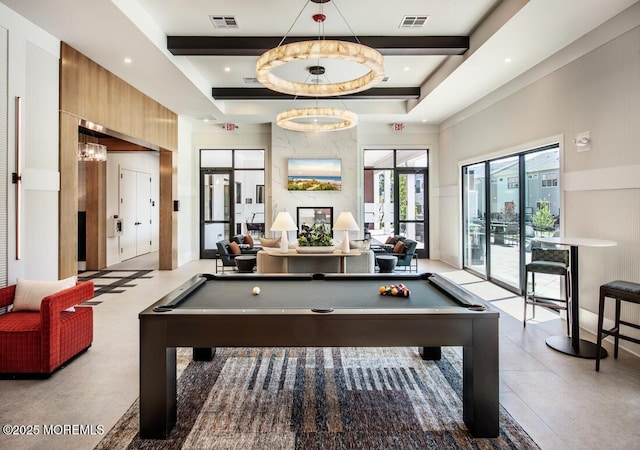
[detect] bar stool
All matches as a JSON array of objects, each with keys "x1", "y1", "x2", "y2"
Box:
[
  {"x1": 595, "y1": 280, "x2": 640, "y2": 371},
  {"x1": 523, "y1": 248, "x2": 571, "y2": 335}
]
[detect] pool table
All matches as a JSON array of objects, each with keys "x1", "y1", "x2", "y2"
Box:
[{"x1": 139, "y1": 272, "x2": 499, "y2": 439}]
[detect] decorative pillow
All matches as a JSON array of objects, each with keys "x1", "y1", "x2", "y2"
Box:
[
  {"x1": 13, "y1": 276, "x2": 77, "y2": 312},
  {"x1": 243, "y1": 234, "x2": 254, "y2": 248},
  {"x1": 385, "y1": 236, "x2": 396, "y2": 245},
  {"x1": 228, "y1": 241, "x2": 241, "y2": 255},
  {"x1": 393, "y1": 241, "x2": 406, "y2": 254},
  {"x1": 350, "y1": 239, "x2": 371, "y2": 251},
  {"x1": 259, "y1": 237, "x2": 281, "y2": 248}
]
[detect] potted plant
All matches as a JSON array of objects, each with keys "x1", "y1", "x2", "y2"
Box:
[{"x1": 296, "y1": 222, "x2": 335, "y2": 253}]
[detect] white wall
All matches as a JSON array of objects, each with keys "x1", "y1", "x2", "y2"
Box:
[
  {"x1": 1, "y1": 3, "x2": 60, "y2": 283},
  {"x1": 438, "y1": 7, "x2": 640, "y2": 349},
  {"x1": 177, "y1": 117, "x2": 198, "y2": 266},
  {"x1": 106, "y1": 152, "x2": 160, "y2": 266},
  {"x1": 271, "y1": 124, "x2": 358, "y2": 243}
]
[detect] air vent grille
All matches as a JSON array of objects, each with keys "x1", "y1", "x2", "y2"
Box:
[
  {"x1": 382, "y1": 76, "x2": 390, "y2": 82},
  {"x1": 210, "y1": 16, "x2": 239, "y2": 29},
  {"x1": 399, "y1": 15, "x2": 429, "y2": 28},
  {"x1": 243, "y1": 77, "x2": 259, "y2": 84}
]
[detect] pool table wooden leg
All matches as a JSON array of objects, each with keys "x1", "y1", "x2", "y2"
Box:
[
  {"x1": 419, "y1": 346, "x2": 442, "y2": 360},
  {"x1": 462, "y1": 317, "x2": 499, "y2": 438},
  {"x1": 193, "y1": 347, "x2": 215, "y2": 361},
  {"x1": 139, "y1": 320, "x2": 176, "y2": 439}
]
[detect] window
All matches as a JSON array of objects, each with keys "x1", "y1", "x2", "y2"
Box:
[
  {"x1": 507, "y1": 177, "x2": 519, "y2": 189},
  {"x1": 541, "y1": 172, "x2": 558, "y2": 187},
  {"x1": 364, "y1": 149, "x2": 429, "y2": 257}
]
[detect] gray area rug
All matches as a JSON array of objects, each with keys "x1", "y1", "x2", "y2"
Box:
[{"x1": 96, "y1": 347, "x2": 539, "y2": 449}]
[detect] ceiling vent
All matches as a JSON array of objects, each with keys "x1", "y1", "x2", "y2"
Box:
[
  {"x1": 243, "y1": 77, "x2": 259, "y2": 85},
  {"x1": 399, "y1": 15, "x2": 429, "y2": 28},
  {"x1": 382, "y1": 76, "x2": 390, "y2": 82},
  {"x1": 210, "y1": 16, "x2": 239, "y2": 29}
]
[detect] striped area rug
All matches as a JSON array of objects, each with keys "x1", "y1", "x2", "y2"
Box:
[{"x1": 96, "y1": 347, "x2": 538, "y2": 449}]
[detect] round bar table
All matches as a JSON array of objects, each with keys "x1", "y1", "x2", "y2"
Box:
[{"x1": 534, "y1": 237, "x2": 617, "y2": 359}]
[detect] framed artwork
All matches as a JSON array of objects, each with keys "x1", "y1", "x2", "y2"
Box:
[
  {"x1": 256, "y1": 185, "x2": 265, "y2": 203},
  {"x1": 296, "y1": 207, "x2": 333, "y2": 237},
  {"x1": 288, "y1": 158, "x2": 341, "y2": 191}
]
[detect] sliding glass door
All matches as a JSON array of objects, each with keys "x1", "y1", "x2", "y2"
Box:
[
  {"x1": 489, "y1": 156, "x2": 520, "y2": 289},
  {"x1": 462, "y1": 145, "x2": 560, "y2": 294}
]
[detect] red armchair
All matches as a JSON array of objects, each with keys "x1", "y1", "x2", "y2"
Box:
[{"x1": 0, "y1": 281, "x2": 94, "y2": 375}]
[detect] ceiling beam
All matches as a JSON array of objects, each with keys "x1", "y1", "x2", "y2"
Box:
[
  {"x1": 211, "y1": 87, "x2": 420, "y2": 100},
  {"x1": 168, "y1": 36, "x2": 469, "y2": 56}
]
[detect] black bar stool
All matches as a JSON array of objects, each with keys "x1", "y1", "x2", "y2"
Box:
[
  {"x1": 596, "y1": 280, "x2": 640, "y2": 371},
  {"x1": 523, "y1": 248, "x2": 571, "y2": 335}
]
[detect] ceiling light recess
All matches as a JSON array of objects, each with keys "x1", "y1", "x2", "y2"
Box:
[
  {"x1": 277, "y1": 107, "x2": 357, "y2": 132},
  {"x1": 256, "y1": 0, "x2": 385, "y2": 97}
]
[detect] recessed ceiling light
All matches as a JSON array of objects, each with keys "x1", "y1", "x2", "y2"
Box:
[
  {"x1": 224, "y1": 67, "x2": 231, "y2": 72},
  {"x1": 403, "y1": 67, "x2": 411, "y2": 71},
  {"x1": 504, "y1": 57, "x2": 512, "y2": 64},
  {"x1": 123, "y1": 57, "x2": 132, "y2": 64}
]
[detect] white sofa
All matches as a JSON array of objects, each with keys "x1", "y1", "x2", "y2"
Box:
[{"x1": 256, "y1": 250, "x2": 375, "y2": 273}]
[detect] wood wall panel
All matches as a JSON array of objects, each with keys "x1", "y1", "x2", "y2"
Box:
[
  {"x1": 85, "y1": 161, "x2": 106, "y2": 270},
  {"x1": 60, "y1": 43, "x2": 177, "y2": 151},
  {"x1": 59, "y1": 42, "x2": 178, "y2": 274},
  {"x1": 59, "y1": 112, "x2": 79, "y2": 279},
  {"x1": 159, "y1": 149, "x2": 177, "y2": 270}
]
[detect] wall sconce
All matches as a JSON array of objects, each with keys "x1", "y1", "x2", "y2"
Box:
[{"x1": 573, "y1": 131, "x2": 591, "y2": 152}]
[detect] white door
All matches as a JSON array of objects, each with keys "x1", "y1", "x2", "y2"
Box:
[
  {"x1": 135, "y1": 172, "x2": 152, "y2": 255},
  {"x1": 119, "y1": 168, "x2": 152, "y2": 260},
  {"x1": 120, "y1": 169, "x2": 137, "y2": 260}
]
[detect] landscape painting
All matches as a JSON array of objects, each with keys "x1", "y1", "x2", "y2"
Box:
[{"x1": 288, "y1": 158, "x2": 342, "y2": 191}]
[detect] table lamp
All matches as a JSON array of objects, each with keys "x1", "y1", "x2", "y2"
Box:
[
  {"x1": 334, "y1": 212, "x2": 359, "y2": 253},
  {"x1": 270, "y1": 211, "x2": 297, "y2": 253}
]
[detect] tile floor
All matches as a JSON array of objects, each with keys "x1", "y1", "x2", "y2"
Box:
[{"x1": 1, "y1": 254, "x2": 639, "y2": 449}]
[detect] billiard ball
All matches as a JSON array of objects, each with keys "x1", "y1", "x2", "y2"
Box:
[{"x1": 252, "y1": 286, "x2": 260, "y2": 295}]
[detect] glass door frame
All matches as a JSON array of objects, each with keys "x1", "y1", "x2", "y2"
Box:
[
  {"x1": 200, "y1": 169, "x2": 234, "y2": 259},
  {"x1": 462, "y1": 143, "x2": 560, "y2": 296},
  {"x1": 396, "y1": 167, "x2": 429, "y2": 258}
]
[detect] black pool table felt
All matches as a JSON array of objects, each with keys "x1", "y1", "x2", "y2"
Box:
[{"x1": 158, "y1": 275, "x2": 483, "y2": 311}]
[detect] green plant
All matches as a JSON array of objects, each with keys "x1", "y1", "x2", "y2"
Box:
[
  {"x1": 532, "y1": 202, "x2": 555, "y2": 230},
  {"x1": 297, "y1": 223, "x2": 333, "y2": 247}
]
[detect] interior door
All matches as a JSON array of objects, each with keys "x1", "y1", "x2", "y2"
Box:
[
  {"x1": 135, "y1": 172, "x2": 152, "y2": 256},
  {"x1": 119, "y1": 168, "x2": 152, "y2": 260},
  {"x1": 120, "y1": 169, "x2": 137, "y2": 260}
]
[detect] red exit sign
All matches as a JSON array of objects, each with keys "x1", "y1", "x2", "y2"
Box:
[{"x1": 392, "y1": 123, "x2": 405, "y2": 131}]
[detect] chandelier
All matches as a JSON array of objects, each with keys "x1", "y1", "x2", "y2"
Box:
[
  {"x1": 277, "y1": 106, "x2": 357, "y2": 132},
  {"x1": 77, "y1": 142, "x2": 107, "y2": 162},
  {"x1": 258, "y1": 0, "x2": 379, "y2": 131},
  {"x1": 256, "y1": 0, "x2": 384, "y2": 97}
]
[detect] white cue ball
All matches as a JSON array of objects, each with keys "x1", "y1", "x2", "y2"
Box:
[{"x1": 252, "y1": 286, "x2": 260, "y2": 295}]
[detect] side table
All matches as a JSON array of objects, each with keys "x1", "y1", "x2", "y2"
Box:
[
  {"x1": 376, "y1": 255, "x2": 397, "y2": 273},
  {"x1": 235, "y1": 255, "x2": 256, "y2": 273}
]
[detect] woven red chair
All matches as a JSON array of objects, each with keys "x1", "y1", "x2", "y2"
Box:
[{"x1": 0, "y1": 281, "x2": 94, "y2": 376}]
